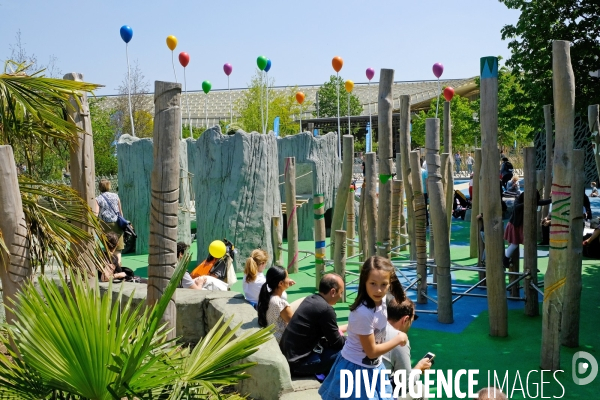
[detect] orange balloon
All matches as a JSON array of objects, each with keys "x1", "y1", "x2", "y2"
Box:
[
  {"x1": 332, "y1": 56, "x2": 343, "y2": 72},
  {"x1": 296, "y1": 92, "x2": 305, "y2": 104}
]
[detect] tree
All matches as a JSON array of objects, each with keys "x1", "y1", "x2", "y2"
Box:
[
  {"x1": 114, "y1": 60, "x2": 154, "y2": 138},
  {"x1": 89, "y1": 98, "x2": 118, "y2": 176},
  {"x1": 500, "y1": 0, "x2": 600, "y2": 127},
  {"x1": 235, "y1": 72, "x2": 310, "y2": 136},
  {"x1": 314, "y1": 75, "x2": 362, "y2": 118},
  {"x1": 6, "y1": 29, "x2": 62, "y2": 78}
]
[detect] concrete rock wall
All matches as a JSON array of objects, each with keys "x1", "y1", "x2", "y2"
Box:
[
  {"x1": 188, "y1": 126, "x2": 281, "y2": 270},
  {"x1": 277, "y1": 132, "x2": 341, "y2": 240}
]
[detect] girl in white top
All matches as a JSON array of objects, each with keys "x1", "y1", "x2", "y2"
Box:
[
  {"x1": 319, "y1": 256, "x2": 408, "y2": 400},
  {"x1": 243, "y1": 249, "x2": 268, "y2": 306},
  {"x1": 257, "y1": 265, "x2": 294, "y2": 343}
]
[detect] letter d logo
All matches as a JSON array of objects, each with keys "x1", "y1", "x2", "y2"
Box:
[{"x1": 572, "y1": 351, "x2": 598, "y2": 385}]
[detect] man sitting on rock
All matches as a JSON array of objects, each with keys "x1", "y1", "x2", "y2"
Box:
[{"x1": 279, "y1": 274, "x2": 347, "y2": 377}]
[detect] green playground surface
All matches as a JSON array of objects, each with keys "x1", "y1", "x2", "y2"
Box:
[{"x1": 122, "y1": 220, "x2": 600, "y2": 398}]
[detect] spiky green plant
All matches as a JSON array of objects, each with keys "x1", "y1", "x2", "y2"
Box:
[{"x1": 0, "y1": 252, "x2": 273, "y2": 399}]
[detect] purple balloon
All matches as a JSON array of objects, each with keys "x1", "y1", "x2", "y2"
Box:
[
  {"x1": 366, "y1": 67, "x2": 375, "y2": 81},
  {"x1": 432, "y1": 63, "x2": 444, "y2": 79},
  {"x1": 223, "y1": 63, "x2": 233, "y2": 76}
]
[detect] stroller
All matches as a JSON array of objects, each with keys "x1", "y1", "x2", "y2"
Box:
[
  {"x1": 452, "y1": 190, "x2": 472, "y2": 220},
  {"x1": 191, "y1": 238, "x2": 237, "y2": 286}
]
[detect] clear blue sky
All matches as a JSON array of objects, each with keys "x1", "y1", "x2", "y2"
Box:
[{"x1": 1, "y1": 0, "x2": 520, "y2": 95}]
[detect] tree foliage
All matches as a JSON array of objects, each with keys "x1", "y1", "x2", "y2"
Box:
[
  {"x1": 89, "y1": 98, "x2": 118, "y2": 176},
  {"x1": 499, "y1": 0, "x2": 600, "y2": 126},
  {"x1": 314, "y1": 75, "x2": 362, "y2": 118},
  {"x1": 235, "y1": 72, "x2": 310, "y2": 136}
]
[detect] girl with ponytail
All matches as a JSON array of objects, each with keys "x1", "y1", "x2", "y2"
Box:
[
  {"x1": 319, "y1": 256, "x2": 408, "y2": 399},
  {"x1": 243, "y1": 249, "x2": 269, "y2": 307},
  {"x1": 257, "y1": 265, "x2": 293, "y2": 343}
]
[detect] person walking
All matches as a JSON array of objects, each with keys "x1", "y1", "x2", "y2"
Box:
[
  {"x1": 93, "y1": 179, "x2": 125, "y2": 265},
  {"x1": 466, "y1": 153, "x2": 474, "y2": 174},
  {"x1": 454, "y1": 152, "x2": 462, "y2": 174}
]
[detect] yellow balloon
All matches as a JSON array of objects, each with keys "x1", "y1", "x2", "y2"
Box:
[
  {"x1": 345, "y1": 80, "x2": 354, "y2": 93},
  {"x1": 166, "y1": 35, "x2": 178, "y2": 51},
  {"x1": 209, "y1": 240, "x2": 226, "y2": 259}
]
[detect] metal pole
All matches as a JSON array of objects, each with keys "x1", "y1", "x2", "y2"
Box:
[
  {"x1": 337, "y1": 72, "x2": 341, "y2": 159},
  {"x1": 228, "y1": 75, "x2": 232, "y2": 125},
  {"x1": 347, "y1": 92, "x2": 351, "y2": 134},
  {"x1": 185, "y1": 68, "x2": 191, "y2": 138},
  {"x1": 125, "y1": 44, "x2": 135, "y2": 137},
  {"x1": 266, "y1": 71, "x2": 269, "y2": 133},
  {"x1": 368, "y1": 80, "x2": 372, "y2": 153},
  {"x1": 204, "y1": 94, "x2": 207, "y2": 128}
]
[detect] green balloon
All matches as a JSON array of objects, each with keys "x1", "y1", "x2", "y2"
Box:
[
  {"x1": 256, "y1": 55, "x2": 268, "y2": 71},
  {"x1": 202, "y1": 80, "x2": 212, "y2": 94}
]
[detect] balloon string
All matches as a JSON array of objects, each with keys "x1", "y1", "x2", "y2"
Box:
[
  {"x1": 368, "y1": 80, "x2": 372, "y2": 153},
  {"x1": 435, "y1": 78, "x2": 441, "y2": 119},
  {"x1": 228, "y1": 75, "x2": 232, "y2": 125},
  {"x1": 336, "y1": 72, "x2": 341, "y2": 160},
  {"x1": 205, "y1": 94, "x2": 208, "y2": 129},
  {"x1": 260, "y1": 71, "x2": 265, "y2": 134},
  {"x1": 172, "y1": 51, "x2": 178, "y2": 83},
  {"x1": 266, "y1": 71, "x2": 269, "y2": 133},
  {"x1": 185, "y1": 68, "x2": 191, "y2": 138},
  {"x1": 347, "y1": 92, "x2": 351, "y2": 135},
  {"x1": 126, "y1": 44, "x2": 135, "y2": 137}
]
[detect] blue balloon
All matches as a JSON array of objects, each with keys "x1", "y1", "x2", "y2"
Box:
[
  {"x1": 265, "y1": 59, "x2": 272, "y2": 72},
  {"x1": 120, "y1": 25, "x2": 133, "y2": 43}
]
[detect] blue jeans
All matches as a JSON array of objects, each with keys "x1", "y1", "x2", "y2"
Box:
[
  {"x1": 288, "y1": 347, "x2": 341, "y2": 377},
  {"x1": 455, "y1": 161, "x2": 461, "y2": 173},
  {"x1": 468, "y1": 164, "x2": 473, "y2": 173}
]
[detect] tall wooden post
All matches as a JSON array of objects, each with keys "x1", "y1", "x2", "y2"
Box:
[
  {"x1": 334, "y1": 230, "x2": 347, "y2": 303},
  {"x1": 523, "y1": 147, "x2": 539, "y2": 316},
  {"x1": 399, "y1": 95, "x2": 416, "y2": 259},
  {"x1": 330, "y1": 135, "x2": 354, "y2": 259},
  {"x1": 313, "y1": 194, "x2": 326, "y2": 287},
  {"x1": 271, "y1": 216, "x2": 283, "y2": 267},
  {"x1": 284, "y1": 157, "x2": 299, "y2": 273},
  {"x1": 391, "y1": 179, "x2": 402, "y2": 252},
  {"x1": 480, "y1": 56, "x2": 508, "y2": 337},
  {"x1": 148, "y1": 81, "x2": 181, "y2": 340},
  {"x1": 470, "y1": 149, "x2": 482, "y2": 260},
  {"x1": 561, "y1": 149, "x2": 584, "y2": 347},
  {"x1": 443, "y1": 100, "x2": 454, "y2": 240},
  {"x1": 410, "y1": 151, "x2": 427, "y2": 304},
  {"x1": 346, "y1": 190, "x2": 355, "y2": 258},
  {"x1": 396, "y1": 153, "x2": 408, "y2": 251},
  {"x1": 589, "y1": 105, "x2": 600, "y2": 182},
  {"x1": 364, "y1": 153, "x2": 378, "y2": 259},
  {"x1": 426, "y1": 119, "x2": 453, "y2": 323},
  {"x1": 541, "y1": 40, "x2": 575, "y2": 370},
  {"x1": 441, "y1": 153, "x2": 452, "y2": 239},
  {"x1": 0, "y1": 146, "x2": 32, "y2": 325},
  {"x1": 543, "y1": 105, "x2": 553, "y2": 219},
  {"x1": 536, "y1": 169, "x2": 545, "y2": 241},
  {"x1": 377, "y1": 69, "x2": 394, "y2": 258},
  {"x1": 358, "y1": 182, "x2": 368, "y2": 262},
  {"x1": 64, "y1": 72, "x2": 97, "y2": 276}
]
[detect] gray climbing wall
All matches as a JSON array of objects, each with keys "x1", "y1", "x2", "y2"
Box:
[
  {"x1": 277, "y1": 132, "x2": 341, "y2": 241},
  {"x1": 189, "y1": 126, "x2": 281, "y2": 271},
  {"x1": 117, "y1": 135, "x2": 192, "y2": 254}
]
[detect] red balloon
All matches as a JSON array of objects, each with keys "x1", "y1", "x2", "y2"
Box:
[
  {"x1": 179, "y1": 52, "x2": 190, "y2": 67},
  {"x1": 443, "y1": 86, "x2": 455, "y2": 102}
]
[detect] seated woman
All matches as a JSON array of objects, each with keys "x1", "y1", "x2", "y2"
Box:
[
  {"x1": 243, "y1": 249, "x2": 268, "y2": 307},
  {"x1": 178, "y1": 242, "x2": 229, "y2": 291},
  {"x1": 257, "y1": 266, "x2": 294, "y2": 343},
  {"x1": 504, "y1": 175, "x2": 521, "y2": 197},
  {"x1": 101, "y1": 232, "x2": 146, "y2": 283}
]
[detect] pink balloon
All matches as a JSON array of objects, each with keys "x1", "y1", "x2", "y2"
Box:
[
  {"x1": 366, "y1": 67, "x2": 375, "y2": 81},
  {"x1": 223, "y1": 63, "x2": 233, "y2": 76},
  {"x1": 443, "y1": 87, "x2": 455, "y2": 102},
  {"x1": 432, "y1": 63, "x2": 444, "y2": 78},
  {"x1": 179, "y1": 52, "x2": 190, "y2": 68}
]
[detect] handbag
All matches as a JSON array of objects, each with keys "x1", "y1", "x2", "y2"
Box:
[{"x1": 100, "y1": 194, "x2": 136, "y2": 237}]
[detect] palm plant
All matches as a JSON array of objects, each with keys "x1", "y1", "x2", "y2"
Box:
[{"x1": 0, "y1": 252, "x2": 273, "y2": 399}]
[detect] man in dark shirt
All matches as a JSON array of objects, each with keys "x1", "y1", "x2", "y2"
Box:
[{"x1": 279, "y1": 274, "x2": 346, "y2": 377}]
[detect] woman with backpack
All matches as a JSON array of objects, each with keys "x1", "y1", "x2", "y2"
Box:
[{"x1": 93, "y1": 179, "x2": 124, "y2": 264}]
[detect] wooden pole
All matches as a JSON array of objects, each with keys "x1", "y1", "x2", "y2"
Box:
[
  {"x1": 589, "y1": 105, "x2": 600, "y2": 182},
  {"x1": 443, "y1": 101, "x2": 454, "y2": 240},
  {"x1": 313, "y1": 194, "x2": 326, "y2": 288},
  {"x1": 0, "y1": 146, "x2": 32, "y2": 325},
  {"x1": 396, "y1": 153, "x2": 408, "y2": 251},
  {"x1": 541, "y1": 40, "x2": 575, "y2": 371},
  {"x1": 410, "y1": 151, "x2": 427, "y2": 304},
  {"x1": 561, "y1": 149, "x2": 584, "y2": 347},
  {"x1": 377, "y1": 69, "x2": 394, "y2": 258},
  {"x1": 333, "y1": 229, "x2": 347, "y2": 303},
  {"x1": 148, "y1": 81, "x2": 181, "y2": 340},
  {"x1": 64, "y1": 72, "x2": 97, "y2": 276},
  {"x1": 536, "y1": 169, "x2": 545, "y2": 242},
  {"x1": 346, "y1": 190, "x2": 355, "y2": 258},
  {"x1": 330, "y1": 135, "x2": 354, "y2": 259},
  {"x1": 358, "y1": 182, "x2": 368, "y2": 262},
  {"x1": 272, "y1": 216, "x2": 283, "y2": 267},
  {"x1": 391, "y1": 179, "x2": 402, "y2": 253},
  {"x1": 523, "y1": 147, "x2": 539, "y2": 316},
  {"x1": 480, "y1": 56, "x2": 508, "y2": 337},
  {"x1": 470, "y1": 149, "x2": 482, "y2": 260},
  {"x1": 426, "y1": 119, "x2": 453, "y2": 323},
  {"x1": 543, "y1": 105, "x2": 553, "y2": 219},
  {"x1": 399, "y1": 95, "x2": 416, "y2": 259},
  {"x1": 364, "y1": 153, "x2": 378, "y2": 259},
  {"x1": 284, "y1": 157, "x2": 299, "y2": 273}
]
